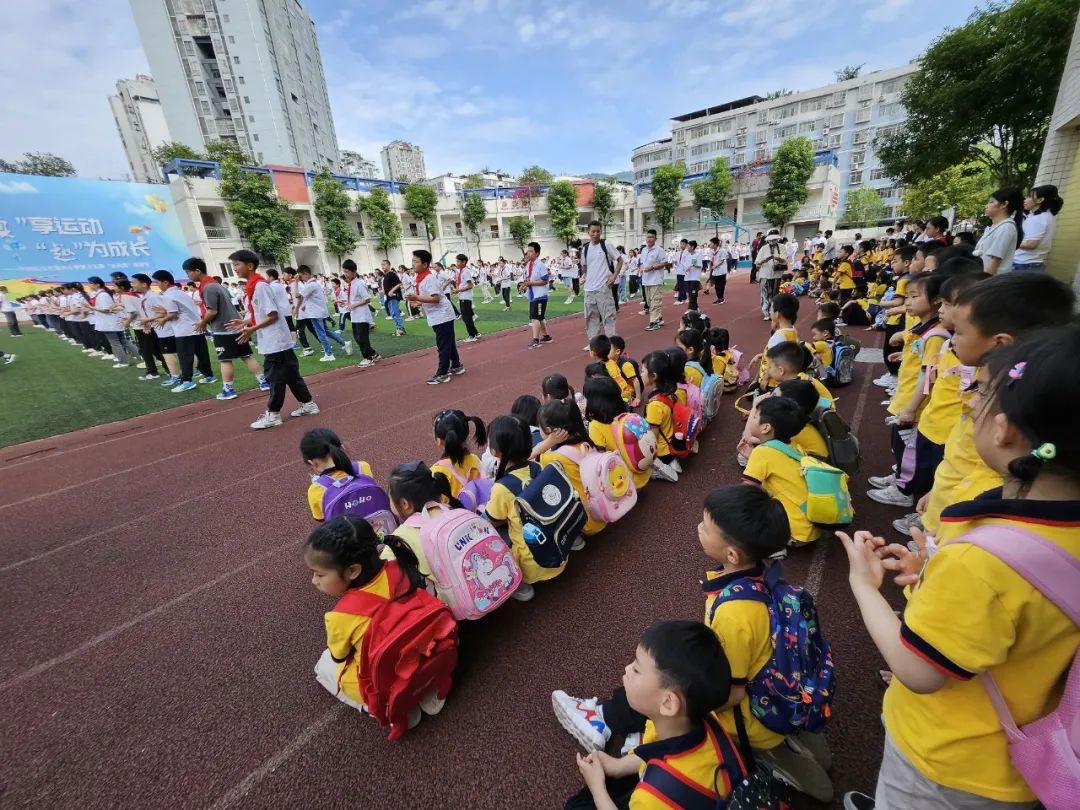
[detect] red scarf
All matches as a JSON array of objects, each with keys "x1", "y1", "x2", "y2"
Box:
[
  {"x1": 245, "y1": 275, "x2": 267, "y2": 322},
  {"x1": 415, "y1": 268, "x2": 431, "y2": 290}
]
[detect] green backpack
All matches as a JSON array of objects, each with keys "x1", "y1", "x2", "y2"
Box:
[{"x1": 763, "y1": 440, "x2": 854, "y2": 526}]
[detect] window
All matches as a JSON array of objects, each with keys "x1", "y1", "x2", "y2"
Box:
[
  {"x1": 876, "y1": 123, "x2": 901, "y2": 140},
  {"x1": 800, "y1": 97, "x2": 825, "y2": 113},
  {"x1": 879, "y1": 102, "x2": 902, "y2": 118},
  {"x1": 828, "y1": 113, "x2": 844, "y2": 129},
  {"x1": 798, "y1": 120, "x2": 816, "y2": 134},
  {"x1": 238, "y1": 75, "x2": 245, "y2": 84},
  {"x1": 222, "y1": 14, "x2": 230, "y2": 22},
  {"x1": 870, "y1": 167, "x2": 888, "y2": 181},
  {"x1": 216, "y1": 86, "x2": 226, "y2": 98},
  {"x1": 826, "y1": 133, "x2": 842, "y2": 148},
  {"x1": 857, "y1": 84, "x2": 873, "y2": 101},
  {"x1": 849, "y1": 171, "x2": 863, "y2": 185},
  {"x1": 489, "y1": 224, "x2": 499, "y2": 237},
  {"x1": 248, "y1": 114, "x2": 254, "y2": 122},
  {"x1": 777, "y1": 125, "x2": 796, "y2": 140},
  {"x1": 409, "y1": 223, "x2": 419, "y2": 237},
  {"x1": 243, "y1": 95, "x2": 250, "y2": 103},
  {"x1": 233, "y1": 55, "x2": 240, "y2": 64},
  {"x1": 253, "y1": 134, "x2": 259, "y2": 142},
  {"x1": 851, "y1": 150, "x2": 866, "y2": 165},
  {"x1": 291, "y1": 93, "x2": 299, "y2": 102},
  {"x1": 775, "y1": 104, "x2": 796, "y2": 120},
  {"x1": 733, "y1": 152, "x2": 745, "y2": 165},
  {"x1": 211, "y1": 68, "x2": 220, "y2": 78},
  {"x1": 855, "y1": 108, "x2": 872, "y2": 124},
  {"x1": 736, "y1": 113, "x2": 748, "y2": 128},
  {"x1": 877, "y1": 186, "x2": 899, "y2": 199},
  {"x1": 852, "y1": 129, "x2": 870, "y2": 145},
  {"x1": 224, "y1": 78, "x2": 233, "y2": 91},
  {"x1": 228, "y1": 35, "x2": 235, "y2": 43},
  {"x1": 200, "y1": 100, "x2": 211, "y2": 115},
  {"x1": 717, "y1": 118, "x2": 733, "y2": 132},
  {"x1": 195, "y1": 80, "x2": 205, "y2": 95},
  {"x1": 735, "y1": 135, "x2": 747, "y2": 148},
  {"x1": 257, "y1": 152, "x2": 264, "y2": 162},
  {"x1": 184, "y1": 40, "x2": 195, "y2": 56}
]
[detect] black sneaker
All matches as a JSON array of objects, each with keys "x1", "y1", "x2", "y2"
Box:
[
  {"x1": 540, "y1": 334, "x2": 553, "y2": 343},
  {"x1": 527, "y1": 339, "x2": 540, "y2": 349},
  {"x1": 644, "y1": 322, "x2": 660, "y2": 332},
  {"x1": 448, "y1": 366, "x2": 466, "y2": 375},
  {"x1": 426, "y1": 375, "x2": 446, "y2": 385}
]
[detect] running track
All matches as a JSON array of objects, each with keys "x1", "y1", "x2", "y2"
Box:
[{"x1": 1, "y1": 278, "x2": 904, "y2": 809}]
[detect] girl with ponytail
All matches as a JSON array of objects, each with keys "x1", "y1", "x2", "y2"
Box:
[
  {"x1": 973, "y1": 186, "x2": 1024, "y2": 275},
  {"x1": 1014, "y1": 184, "x2": 1064, "y2": 274},
  {"x1": 430, "y1": 409, "x2": 487, "y2": 498},
  {"x1": 301, "y1": 427, "x2": 374, "y2": 521}
]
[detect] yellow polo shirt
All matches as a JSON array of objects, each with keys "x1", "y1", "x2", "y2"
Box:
[
  {"x1": 645, "y1": 394, "x2": 675, "y2": 458},
  {"x1": 431, "y1": 453, "x2": 481, "y2": 498},
  {"x1": 485, "y1": 463, "x2": 568, "y2": 583},
  {"x1": 886, "y1": 275, "x2": 909, "y2": 326},
  {"x1": 631, "y1": 716, "x2": 740, "y2": 809},
  {"x1": 323, "y1": 563, "x2": 395, "y2": 705},
  {"x1": 888, "y1": 320, "x2": 947, "y2": 417},
  {"x1": 306, "y1": 461, "x2": 375, "y2": 520},
  {"x1": 540, "y1": 443, "x2": 606, "y2": 535},
  {"x1": 917, "y1": 343, "x2": 971, "y2": 446},
  {"x1": 884, "y1": 493, "x2": 1080, "y2": 803},
  {"x1": 744, "y1": 442, "x2": 819, "y2": 544}
]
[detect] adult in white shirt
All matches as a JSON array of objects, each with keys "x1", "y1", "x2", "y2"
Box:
[
  {"x1": 579, "y1": 220, "x2": 622, "y2": 341},
  {"x1": 683, "y1": 240, "x2": 703, "y2": 310},
  {"x1": 296, "y1": 266, "x2": 350, "y2": 361},
  {"x1": 973, "y1": 187, "x2": 1024, "y2": 275},
  {"x1": 226, "y1": 249, "x2": 318, "y2": 429},
  {"x1": 1013, "y1": 184, "x2": 1063, "y2": 273},
  {"x1": 340, "y1": 260, "x2": 381, "y2": 367},
  {"x1": 706, "y1": 236, "x2": 729, "y2": 304},
  {"x1": 151, "y1": 269, "x2": 215, "y2": 391},
  {"x1": 753, "y1": 230, "x2": 788, "y2": 320},
  {"x1": 453, "y1": 254, "x2": 481, "y2": 342},
  {"x1": 639, "y1": 228, "x2": 670, "y2": 331},
  {"x1": 86, "y1": 276, "x2": 139, "y2": 368},
  {"x1": 820, "y1": 230, "x2": 837, "y2": 265},
  {"x1": 405, "y1": 248, "x2": 463, "y2": 385},
  {"x1": 0, "y1": 286, "x2": 21, "y2": 337},
  {"x1": 672, "y1": 238, "x2": 690, "y2": 304}
]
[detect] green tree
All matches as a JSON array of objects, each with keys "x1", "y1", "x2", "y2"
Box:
[
  {"x1": 547, "y1": 180, "x2": 580, "y2": 246},
  {"x1": 834, "y1": 64, "x2": 864, "y2": 82},
  {"x1": 690, "y1": 157, "x2": 733, "y2": 234},
  {"x1": 205, "y1": 140, "x2": 252, "y2": 165},
  {"x1": 403, "y1": 183, "x2": 439, "y2": 249},
  {"x1": 462, "y1": 192, "x2": 487, "y2": 260},
  {"x1": 506, "y1": 216, "x2": 534, "y2": 255},
  {"x1": 312, "y1": 166, "x2": 358, "y2": 268},
  {"x1": 842, "y1": 187, "x2": 888, "y2": 228},
  {"x1": 762, "y1": 137, "x2": 815, "y2": 227},
  {"x1": 0, "y1": 152, "x2": 76, "y2": 177},
  {"x1": 463, "y1": 173, "x2": 485, "y2": 189},
  {"x1": 357, "y1": 186, "x2": 402, "y2": 260},
  {"x1": 650, "y1": 164, "x2": 685, "y2": 244},
  {"x1": 900, "y1": 162, "x2": 995, "y2": 221},
  {"x1": 151, "y1": 142, "x2": 203, "y2": 165},
  {"x1": 876, "y1": 0, "x2": 1079, "y2": 190},
  {"x1": 218, "y1": 159, "x2": 297, "y2": 266},
  {"x1": 519, "y1": 165, "x2": 553, "y2": 186},
  {"x1": 591, "y1": 179, "x2": 617, "y2": 231}
]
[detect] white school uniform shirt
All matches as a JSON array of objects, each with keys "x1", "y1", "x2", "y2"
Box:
[
  {"x1": 639, "y1": 245, "x2": 667, "y2": 286},
  {"x1": 580, "y1": 240, "x2": 621, "y2": 292},
  {"x1": 298, "y1": 279, "x2": 330, "y2": 319},
  {"x1": 456, "y1": 266, "x2": 476, "y2": 301},
  {"x1": 91, "y1": 290, "x2": 123, "y2": 332},
  {"x1": 684, "y1": 250, "x2": 703, "y2": 282},
  {"x1": 0, "y1": 290, "x2": 11, "y2": 313},
  {"x1": 974, "y1": 219, "x2": 1019, "y2": 274},
  {"x1": 345, "y1": 277, "x2": 373, "y2": 325},
  {"x1": 250, "y1": 281, "x2": 294, "y2": 355},
  {"x1": 160, "y1": 285, "x2": 201, "y2": 337},
  {"x1": 417, "y1": 270, "x2": 455, "y2": 326},
  {"x1": 711, "y1": 246, "x2": 729, "y2": 275},
  {"x1": 139, "y1": 291, "x2": 170, "y2": 337},
  {"x1": 119, "y1": 292, "x2": 143, "y2": 329},
  {"x1": 499, "y1": 266, "x2": 513, "y2": 289},
  {"x1": 1014, "y1": 210, "x2": 1054, "y2": 265}
]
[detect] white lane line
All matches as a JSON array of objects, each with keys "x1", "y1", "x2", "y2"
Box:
[{"x1": 207, "y1": 705, "x2": 345, "y2": 810}]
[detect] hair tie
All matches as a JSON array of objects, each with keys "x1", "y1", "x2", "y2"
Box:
[
  {"x1": 1007, "y1": 362, "x2": 1026, "y2": 385},
  {"x1": 1032, "y1": 443, "x2": 1057, "y2": 462}
]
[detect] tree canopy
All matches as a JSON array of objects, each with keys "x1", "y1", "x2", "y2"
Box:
[
  {"x1": 900, "y1": 162, "x2": 995, "y2": 221},
  {"x1": 218, "y1": 159, "x2": 297, "y2": 266},
  {"x1": 462, "y1": 192, "x2": 487, "y2": 258},
  {"x1": 150, "y1": 142, "x2": 203, "y2": 166},
  {"x1": 204, "y1": 140, "x2": 252, "y2": 165},
  {"x1": 841, "y1": 187, "x2": 888, "y2": 228},
  {"x1": 518, "y1": 165, "x2": 553, "y2": 186},
  {"x1": 462, "y1": 173, "x2": 485, "y2": 189},
  {"x1": 650, "y1": 164, "x2": 685, "y2": 242},
  {"x1": 591, "y1": 180, "x2": 617, "y2": 230},
  {"x1": 357, "y1": 186, "x2": 401, "y2": 259},
  {"x1": 312, "y1": 166, "x2": 358, "y2": 266},
  {"x1": 875, "y1": 0, "x2": 1079, "y2": 190},
  {"x1": 834, "y1": 64, "x2": 864, "y2": 82},
  {"x1": 547, "y1": 180, "x2": 580, "y2": 246},
  {"x1": 0, "y1": 152, "x2": 76, "y2": 177},
  {"x1": 762, "y1": 137, "x2": 815, "y2": 227},
  {"x1": 403, "y1": 183, "x2": 439, "y2": 248},
  {"x1": 690, "y1": 157, "x2": 734, "y2": 228},
  {"x1": 506, "y1": 216, "x2": 534, "y2": 255}
]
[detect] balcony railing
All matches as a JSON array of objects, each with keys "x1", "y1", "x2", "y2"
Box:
[
  {"x1": 204, "y1": 226, "x2": 233, "y2": 239},
  {"x1": 294, "y1": 224, "x2": 316, "y2": 240}
]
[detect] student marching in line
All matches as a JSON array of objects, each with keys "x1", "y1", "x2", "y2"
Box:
[{"x1": 407, "y1": 249, "x2": 465, "y2": 385}]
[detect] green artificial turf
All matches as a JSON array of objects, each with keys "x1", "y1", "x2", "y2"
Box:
[{"x1": 0, "y1": 288, "x2": 650, "y2": 448}]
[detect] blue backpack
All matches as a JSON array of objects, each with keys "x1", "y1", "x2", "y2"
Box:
[
  {"x1": 687, "y1": 360, "x2": 723, "y2": 422},
  {"x1": 825, "y1": 335, "x2": 860, "y2": 387},
  {"x1": 709, "y1": 575, "x2": 834, "y2": 735},
  {"x1": 492, "y1": 462, "x2": 587, "y2": 569},
  {"x1": 316, "y1": 462, "x2": 399, "y2": 537}
]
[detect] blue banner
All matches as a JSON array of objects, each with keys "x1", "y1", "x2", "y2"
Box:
[{"x1": 0, "y1": 173, "x2": 189, "y2": 283}]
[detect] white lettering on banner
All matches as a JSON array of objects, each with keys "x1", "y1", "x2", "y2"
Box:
[
  {"x1": 0, "y1": 220, "x2": 10, "y2": 238},
  {"x1": 13, "y1": 216, "x2": 103, "y2": 235}
]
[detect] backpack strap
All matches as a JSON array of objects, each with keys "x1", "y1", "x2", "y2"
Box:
[
  {"x1": 706, "y1": 576, "x2": 771, "y2": 623},
  {"x1": 554, "y1": 444, "x2": 587, "y2": 466},
  {"x1": 762, "y1": 439, "x2": 804, "y2": 464},
  {"x1": 688, "y1": 360, "x2": 707, "y2": 377},
  {"x1": 316, "y1": 472, "x2": 354, "y2": 490},
  {"x1": 639, "y1": 759, "x2": 718, "y2": 810},
  {"x1": 496, "y1": 463, "x2": 541, "y2": 497},
  {"x1": 434, "y1": 458, "x2": 468, "y2": 487}
]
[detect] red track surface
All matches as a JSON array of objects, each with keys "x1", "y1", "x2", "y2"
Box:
[{"x1": 1, "y1": 277, "x2": 905, "y2": 809}]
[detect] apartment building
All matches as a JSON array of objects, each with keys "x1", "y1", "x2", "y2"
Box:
[{"x1": 108, "y1": 75, "x2": 172, "y2": 183}]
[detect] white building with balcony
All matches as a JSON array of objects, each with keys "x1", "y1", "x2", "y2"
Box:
[
  {"x1": 109, "y1": 75, "x2": 172, "y2": 183},
  {"x1": 425, "y1": 171, "x2": 517, "y2": 196},
  {"x1": 129, "y1": 0, "x2": 340, "y2": 171},
  {"x1": 380, "y1": 141, "x2": 427, "y2": 184},
  {"x1": 631, "y1": 64, "x2": 917, "y2": 235}
]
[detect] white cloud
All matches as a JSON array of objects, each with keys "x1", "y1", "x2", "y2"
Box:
[
  {"x1": 864, "y1": 0, "x2": 915, "y2": 23},
  {"x1": 0, "y1": 180, "x2": 39, "y2": 194}
]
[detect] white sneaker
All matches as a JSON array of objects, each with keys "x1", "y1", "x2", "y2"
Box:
[
  {"x1": 342, "y1": 341, "x2": 353, "y2": 356},
  {"x1": 551, "y1": 691, "x2": 610, "y2": 751},
  {"x1": 873, "y1": 374, "x2": 897, "y2": 388},
  {"x1": 621, "y1": 732, "x2": 642, "y2": 757},
  {"x1": 407, "y1": 705, "x2": 422, "y2": 730},
  {"x1": 670, "y1": 458, "x2": 683, "y2": 474},
  {"x1": 319, "y1": 354, "x2": 335, "y2": 362},
  {"x1": 99, "y1": 353, "x2": 114, "y2": 361},
  {"x1": 112, "y1": 362, "x2": 130, "y2": 369},
  {"x1": 867, "y1": 483, "x2": 914, "y2": 507},
  {"x1": 355, "y1": 358, "x2": 374, "y2": 368},
  {"x1": 893, "y1": 512, "x2": 923, "y2": 537},
  {"x1": 135, "y1": 362, "x2": 146, "y2": 369},
  {"x1": 885, "y1": 415, "x2": 899, "y2": 426},
  {"x1": 867, "y1": 473, "x2": 896, "y2": 489},
  {"x1": 510, "y1": 582, "x2": 535, "y2": 602},
  {"x1": 290, "y1": 401, "x2": 320, "y2": 417},
  {"x1": 650, "y1": 459, "x2": 679, "y2": 482},
  {"x1": 736, "y1": 453, "x2": 748, "y2": 468},
  {"x1": 301, "y1": 348, "x2": 315, "y2": 357},
  {"x1": 82, "y1": 348, "x2": 96, "y2": 354},
  {"x1": 419, "y1": 689, "x2": 446, "y2": 716},
  {"x1": 571, "y1": 536, "x2": 586, "y2": 552},
  {"x1": 250, "y1": 411, "x2": 282, "y2": 430}
]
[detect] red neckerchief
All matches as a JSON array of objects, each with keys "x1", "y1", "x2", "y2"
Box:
[
  {"x1": 527, "y1": 259, "x2": 535, "y2": 281},
  {"x1": 245, "y1": 275, "x2": 267, "y2": 322},
  {"x1": 346, "y1": 278, "x2": 353, "y2": 302},
  {"x1": 415, "y1": 268, "x2": 431, "y2": 289}
]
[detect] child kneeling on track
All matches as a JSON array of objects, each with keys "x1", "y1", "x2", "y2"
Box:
[
  {"x1": 534, "y1": 399, "x2": 605, "y2": 541},
  {"x1": 307, "y1": 516, "x2": 455, "y2": 735},
  {"x1": 302, "y1": 427, "x2": 375, "y2": 521},
  {"x1": 557, "y1": 620, "x2": 746, "y2": 810},
  {"x1": 484, "y1": 415, "x2": 569, "y2": 600},
  {"x1": 386, "y1": 460, "x2": 458, "y2": 581},
  {"x1": 839, "y1": 326, "x2": 1080, "y2": 810},
  {"x1": 641, "y1": 351, "x2": 681, "y2": 483},
  {"x1": 430, "y1": 409, "x2": 487, "y2": 499},
  {"x1": 584, "y1": 375, "x2": 650, "y2": 491},
  {"x1": 750, "y1": 293, "x2": 800, "y2": 393}
]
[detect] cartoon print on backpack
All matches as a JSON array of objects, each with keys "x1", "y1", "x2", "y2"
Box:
[{"x1": 464, "y1": 541, "x2": 517, "y2": 611}]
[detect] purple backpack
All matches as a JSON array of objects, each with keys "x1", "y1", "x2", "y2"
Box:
[
  {"x1": 956, "y1": 525, "x2": 1080, "y2": 810},
  {"x1": 316, "y1": 462, "x2": 398, "y2": 536}
]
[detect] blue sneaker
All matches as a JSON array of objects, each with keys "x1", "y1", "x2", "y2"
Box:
[
  {"x1": 216, "y1": 387, "x2": 238, "y2": 401},
  {"x1": 172, "y1": 380, "x2": 198, "y2": 393},
  {"x1": 159, "y1": 375, "x2": 180, "y2": 387},
  {"x1": 258, "y1": 379, "x2": 271, "y2": 392},
  {"x1": 196, "y1": 376, "x2": 217, "y2": 385}
]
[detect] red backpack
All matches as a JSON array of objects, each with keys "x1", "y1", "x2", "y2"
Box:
[
  {"x1": 338, "y1": 563, "x2": 459, "y2": 740},
  {"x1": 653, "y1": 393, "x2": 701, "y2": 459}
]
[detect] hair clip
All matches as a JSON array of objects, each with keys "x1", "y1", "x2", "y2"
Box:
[
  {"x1": 1032, "y1": 443, "x2": 1057, "y2": 462},
  {"x1": 1007, "y1": 362, "x2": 1026, "y2": 383}
]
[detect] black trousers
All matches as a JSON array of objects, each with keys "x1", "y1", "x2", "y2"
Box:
[
  {"x1": 460, "y1": 299, "x2": 478, "y2": 338},
  {"x1": 884, "y1": 321, "x2": 904, "y2": 375},
  {"x1": 502, "y1": 287, "x2": 511, "y2": 307},
  {"x1": 136, "y1": 330, "x2": 165, "y2": 375},
  {"x1": 263, "y1": 348, "x2": 311, "y2": 413},
  {"x1": 675, "y1": 274, "x2": 685, "y2": 301},
  {"x1": 296, "y1": 318, "x2": 319, "y2": 349},
  {"x1": 572, "y1": 277, "x2": 580, "y2": 295},
  {"x1": 4, "y1": 311, "x2": 21, "y2": 336},
  {"x1": 432, "y1": 320, "x2": 461, "y2": 375},
  {"x1": 710, "y1": 274, "x2": 728, "y2": 302},
  {"x1": 611, "y1": 284, "x2": 620, "y2": 313},
  {"x1": 176, "y1": 334, "x2": 213, "y2": 381},
  {"x1": 349, "y1": 321, "x2": 377, "y2": 359},
  {"x1": 686, "y1": 279, "x2": 700, "y2": 310}
]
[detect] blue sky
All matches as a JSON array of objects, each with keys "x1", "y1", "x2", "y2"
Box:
[{"x1": 1, "y1": 0, "x2": 984, "y2": 179}]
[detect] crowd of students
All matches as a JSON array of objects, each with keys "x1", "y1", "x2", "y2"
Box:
[{"x1": 292, "y1": 182, "x2": 1078, "y2": 810}]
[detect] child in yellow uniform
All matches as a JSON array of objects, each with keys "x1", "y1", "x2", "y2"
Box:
[
  {"x1": 752, "y1": 292, "x2": 799, "y2": 391},
  {"x1": 584, "y1": 376, "x2": 649, "y2": 490},
  {"x1": 385, "y1": 460, "x2": 457, "y2": 581},
  {"x1": 878, "y1": 246, "x2": 917, "y2": 387},
  {"x1": 430, "y1": 409, "x2": 486, "y2": 498},
  {"x1": 675, "y1": 328, "x2": 713, "y2": 388},
  {"x1": 307, "y1": 515, "x2": 445, "y2": 725},
  {"x1": 765, "y1": 340, "x2": 833, "y2": 408},
  {"x1": 776, "y1": 379, "x2": 830, "y2": 460},
  {"x1": 742, "y1": 396, "x2": 819, "y2": 545},
  {"x1": 301, "y1": 427, "x2": 375, "y2": 521},
  {"x1": 558, "y1": 621, "x2": 744, "y2": 810},
  {"x1": 700, "y1": 485, "x2": 834, "y2": 802},
  {"x1": 808, "y1": 319, "x2": 835, "y2": 370},
  {"x1": 705, "y1": 326, "x2": 740, "y2": 392},
  {"x1": 607, "y1": 336, "x2": 643, "y2": 409},
  {"x1": 641, "y1": 351, "x2": 681, "y2": 482},
  {"x1": 484, "y1": 415, "x2": 568, "y2": 599},
  {"x1": 839, "y1": 325, "x2": 1080, "y2": 809},
  {"x1": 535, "y1": 399, "x2": 606, "y2": 538},
  {"x1": 833, "y1": 245, "x2": 856, "y2": 305}
]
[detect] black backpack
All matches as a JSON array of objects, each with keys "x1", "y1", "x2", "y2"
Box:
[
  {"x1": 581, "y1": 240, "x2": 615, "y2": 276},
  {"x1": 810, "y1": 405, "x2": 860, "y2": 476}
]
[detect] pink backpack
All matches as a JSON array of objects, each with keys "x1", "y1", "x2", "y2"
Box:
[
  {"x1": 611, "y1": 412, "x2": 657, "y2": 473},
  {"x1": 555, "y1": 444, "x2": 637, "y2": 523},
  {"x1": 405, "y1": 502, "x2": 522, "y2": 621},
  {"x1": 678, "y1": 382, "x2": 704, "y2": 428},
  {"x1": 956, "y1": 525, "x2": 1080, "y2": 810},
  {"x1": 731, "y1": 346, "x2": 751, "y2": 386}
]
